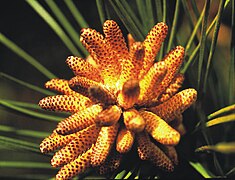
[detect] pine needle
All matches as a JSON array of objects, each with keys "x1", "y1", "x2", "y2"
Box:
[
  {"x1": 0, "y1": 34, "x2": 56, "y2": 79},
  {"x1": 0, "y1": 161, "x2": 53, "y2": 169},
  {"x1": 196, "y1": 142, "x2": 235, "y2": 154},
  {"x1": 206, "y1": 114, "x2": 235, "y2": 127},
  {"x1": 0, "y1": 125, "x2": 50, "y2": 138},
  {"x1": 189, "y1": 161, "x2": 214, "y2": 178},
  {"x1": 167, "y1": 0, "x2": 180, "y2": 52},
  {"x1": 0, "y1": 72, "x2": 55, "y2": 96},
  {"x1": 26, "y1": 0, "x2": 81, "y2": 56},
  {"x1": 208, "y1": 104, "x2": 235, "y2": 119},
  {"x1": 202, "y1": 0, "x2": 226, "y2": 95},
  {"x1": 45, "y1": 0, "x2": 88, "y2": 56},
  {"x1": 0, "y1": 135, "x2": 40, "y2": 154},
  {"x1": 96, "y1": 0, "x2": 106, "y2": 26},
  {"x1": 229, "y1": 0, "x2": 235, "y2": 104},
  {"x1": 197, "y1": 0, "x2": 210, "y2": 91},
  {"x1": 64, "y1": 0, "x2": 89, "y2": 28},
  {"x1": 0, "y1": 100, "x2": 62, "y2": 122}
]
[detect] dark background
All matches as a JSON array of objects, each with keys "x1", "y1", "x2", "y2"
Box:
[{"x1": 0, "y1": 0, "x2": 233, "y2": 179}]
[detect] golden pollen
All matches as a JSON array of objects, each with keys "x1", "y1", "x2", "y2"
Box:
[{"x1": 39, "y1": 20, "x2": 197, "y2": 179}]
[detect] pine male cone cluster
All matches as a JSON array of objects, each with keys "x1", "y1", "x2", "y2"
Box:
[{"x1": 39, "y1": 20, "x2": 197, "y2": 179}]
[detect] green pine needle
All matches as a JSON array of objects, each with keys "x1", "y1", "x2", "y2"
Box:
[
  {"x1": 109, "y1": 0, "x2": 144, "y2": 41},
  {"x1": 185, "y1": 5, "x2": 205, "y2": 55},
  {"x1": 189, "y1": 161, "x2": 214, "y2": 178},
  {"x1": 196, "y1": 142, "x2": 235, "y2": 154},
  {"x1": 0, "y1": 100, "x2": 62, "y2": 122},
  {"x1": 155, "y1": 0, "x2": 163, "y2": 22},
  {"x1": 146, "y1": 0, "x2": 155, "y2": 30},
  {"x1": 0, "y1": 125, "x2": 50, "y2": 138},
  {"x1": 229, "y1": 0, "x2": 235, "y2": 104},
  {"x1": 136, "y1": 0, "x2": 148, "y2": 30},
  {"x1": 0, "y1": 72, "x2": 55, "y2": 96},
  {"x1": 121, "y1": 0, "x2": 146, "y2": 36},
  {"x1": 206, "y1": 114, "x2": 235, "y2": 127},
  {"x1": 114, "y1": 170, "x2": 127, "y2": 179},
  {"x1": 0, "y1": 135, "x2": 41, "y2": 154},
  {"x1": 158, "y1": 0, "x2": 167, "y2": 60},
  {"x1": 26, "y1": 0, "x2": 81, "y2": 56},
  {"x1": 208, "y1": 104, "x2": 235, "y2": 119},
  {"x1": 0, "y1": 161, "x2": 54, "y2": 169},
  {"x1": 197, "y1": 0, "x2": 210, "y2": 91},
  {"x1": 202, "y1": 0, "x2": 226, "y2": 95},
  {"x1": 96, "y1": 0, "x2": 106, "y2": 26},
  {"x1": 0, "y1": 99, "x2": 40, "y2": 110},
  {"x1": 167, "y1": 0, "x2": 180, "y2": 52},
  {"x1": 0, "y1": 34, "x2": 56, "y2": 79},
  {"x1": 45, "y1": 0, "x2": 88, "y2": 56},
  {"x1": 181, "y1": 0, "x2": 230, "y2": 74},
  {"x1": 64, "y1": 0, "x2": 89, "y2": 28}
]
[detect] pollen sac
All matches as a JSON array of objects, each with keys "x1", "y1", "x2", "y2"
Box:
[
  {"x1": 128, "y1": 42, "x2": 144, "y2": 76},
  {"x1": 139, "y1": 22, "x2": 168, "y2": 78},
  {"x1": 103, "y1": 20, "x2": 131, "y2": 89},
  {"x1": 136, "y1": 131, "x2": 152, "y2": 160},
  {"x1": 117, "y1": 79, "x2": 140, "y2": 109},
  {"x1": 149, "y1": 88, "x2": 197, "y2": 123},
  {"x1": 51, "y1": 125, "x2": 100, "y2": 167},
  {"x1": 56, "y1": 146, "x2": 93, "y2": 180},
  {"x1": 157, "y1": 73, "x2": 185, "y2": 104},
  {"x1": 116, "y1": 42, "x2": 144, "y2": 90},
  {"x1": 80, "y1": 28, "x2": 108, "y2": 65},
  {"x1": 69, "y1": 75, "x2": 101, "y2": 99},
  {"x1": 162, "y1": 46, "x2": 185, "y2": 78},
  {"x1": 45, "y1": 78, "x2": 79, "y2": 96},
  {"x1": 80, "y1": 28, "x2": 120, "y2": 89},
  {"x1": 56, "y1": 104, "x2": 103, "y2": 134},
  {"x1": 103, "y1": 20, "x2": 129, "y2": 60},
  {"x1": 116, "y1": 56, "x2": 138, "y2": 89},
  {"x1": 40, "y1": 130, "x2": 79, "y2": 154},
  {"x1": 140, "y1": 110, "x2": 180, "y2": 145},
  {"x1": 123, "y1": 109, "x2": 145, "y2": 132},
  {"x1": 161, "y1": 145, "x2": 178, "y2": 165},
  {"x1": 137, "y1": 61, "x2": 167, "y2": 105},
  {"x1": 88, "y1": 85, "x2": 116, "y2": 105},
  {"x1": 38, "y1": 95, "x2": 92, "y2": 113},
  {"x1": 95, "y1": 105, "x2": 122, "y2": 127},
  {"x1": 98, "y1": 149, "x2": 123, "y2": 175},
  {"x1": 116, "y1": 127, "x2": 135, "y2": 153},
  {"x1": 116, "y1": 43, "x2": 143, "y2": 89},
  {"x1": 91, "y1": 123, "x2": 119, "y2": 166},
  {"x1": 136, "y1": 132, "x2": 174, "y2": 172},
  {"x1": 154, "y1": 46, "x2": 185, "y2": 97},
  {"x1": 66, "y1": 56, "x2": 102, "y2": 82},
  {"x1": 149, "y1": 143, "x2": 174, "y2": 172}
]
